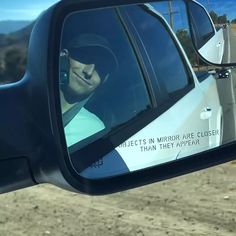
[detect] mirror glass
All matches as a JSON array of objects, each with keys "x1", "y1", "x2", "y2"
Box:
[
  {"x1": 187, "y1": 0, "x2": 236, "y2": 65},
  {"x1": 59, "y1": 3, "x2": 236, "y2": 180}
]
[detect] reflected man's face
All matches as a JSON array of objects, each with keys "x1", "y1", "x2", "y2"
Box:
[{"x1": 65, "y1": 57, "x2": 101, "y2": 102}]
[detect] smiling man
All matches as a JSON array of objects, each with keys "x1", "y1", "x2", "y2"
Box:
[{"x1": 60, "y1": 34, "x2": 118, "y2": 147}]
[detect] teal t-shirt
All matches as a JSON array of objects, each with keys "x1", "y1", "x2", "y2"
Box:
[
  {"x1": 64, "y1": 107, "x2": 105, "y2": 147},
  {"x1": 64, "y1": 107, "x2": 129, "y2": 179}
]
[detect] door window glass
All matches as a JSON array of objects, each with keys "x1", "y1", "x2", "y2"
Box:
[
  {"x1": 60, "y1": 8, "x2": 151, "y2": 150},
  {"x1": 124, "y1": 5, "x2": 193, "y2": 98},
  {"x1": 188, "y1": 2, "x2": 215, "y2": 49}
]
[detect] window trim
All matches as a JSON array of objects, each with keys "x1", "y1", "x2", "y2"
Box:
[
  {"x1": 122, "y1": 4, "x2": 195, "y2": 106},
  {"x1": 118, "y1": 6, "x2": 169, "y2": 105},
  {"x1": 115, "y1": 8, "x2": 158, "y2": 107}
]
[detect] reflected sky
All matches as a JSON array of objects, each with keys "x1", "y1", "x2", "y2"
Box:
[
  {"x1": 197, "y1": 0, "x2": 236, "y2": 22},
  {"x1": 2, "y1": 0, "x2": 235, "y2": 23},
  {"x1": 151, "y1": 0, "x2": 236, "y2": 32},
  {"x1": 0, "y1": 0, "x2": 60, "y2": 21},
  {"x1": 151, "y1": 0, "x2": 189, "y2": 32}
]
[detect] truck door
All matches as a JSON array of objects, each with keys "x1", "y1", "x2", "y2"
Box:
[
  {"x1": 116, "y1": 5, "x2": 212, "y2": 167},
  {"x1": 68, "y1": 5, "x2": 217, "y2": 179}
]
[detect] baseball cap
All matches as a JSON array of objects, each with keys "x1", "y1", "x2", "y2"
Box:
[{"x1": 67, "y1": 34, "x2": 119, "y2": 82}]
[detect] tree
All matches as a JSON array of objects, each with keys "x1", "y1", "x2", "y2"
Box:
[
  {"x1": 176, "y1": 29, "x2": 208, "y2": 70},
  {"x1": 0, "y1": 59, "x2": 5, "y2": 83},
  {"x1": 4, "y1": 47, "x2": 27, "y2": 82},
  {"x1": 209, "y1": 11, "x2": 218, "y2": 24},
  {"x1": 176, "y1": 29, "x2": 197, "y2": 65},
  {"x1": 218, "y1": 14, "x2": 228, "y2": 24},
  {"x1": 231, "y1": 18, "x2": 236, "y2": 24}
]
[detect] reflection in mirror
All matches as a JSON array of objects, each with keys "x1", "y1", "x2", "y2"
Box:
[
  {"x1": 59, "y1": 3, "x2": 234, "y2": 181},
  {"x1": 60, "y1": 7, "x2": 151, "y2": 177},
  {"x1": 149, "y1": 0, "x2": 220, "y2": 85},
  {"x1": 187, "y1": 0, "x2": 236, "y2": 65}
]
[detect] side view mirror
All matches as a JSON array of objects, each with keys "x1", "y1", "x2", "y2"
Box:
[
  {"x1": 186, "y1": 0, "x2": 236, "y2": 66},
  {"x1": 1, "y1": 0, "x2": 236, "y2": 195}
]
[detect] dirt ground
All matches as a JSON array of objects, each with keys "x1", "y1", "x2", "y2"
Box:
[{"x1": 0, "y1": 162, "x2": 236, "y2": 236}]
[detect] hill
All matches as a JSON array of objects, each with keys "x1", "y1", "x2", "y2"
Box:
[{"x1": 0, "y1": 20, "x2": 32, "y2": 34}]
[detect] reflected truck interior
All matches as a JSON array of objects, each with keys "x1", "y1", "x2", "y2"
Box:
[{"x1": 59, "y1": 3, "x2": 228, "y2": 180}]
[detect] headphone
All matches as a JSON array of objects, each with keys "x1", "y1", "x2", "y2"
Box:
[{"x1": 59, "y1": 49, "x2": 70, "y2": 89}]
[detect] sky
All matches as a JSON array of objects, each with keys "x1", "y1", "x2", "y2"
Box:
[
  {"x1": 0, "y1": 0, "x2": 60, "y2": 21},
  {"x1": 152, "y1": 1, "x2": 189, "y2": 32},
  {"x1": 197, "y1": 0, "x2": 236, "y2": 21},
  {"x1": 1, "y1": 0, "x2": 235, "y2": 23},
  {"x1": 151, "y1": 0, "x2": 236, "y2": 32}
]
